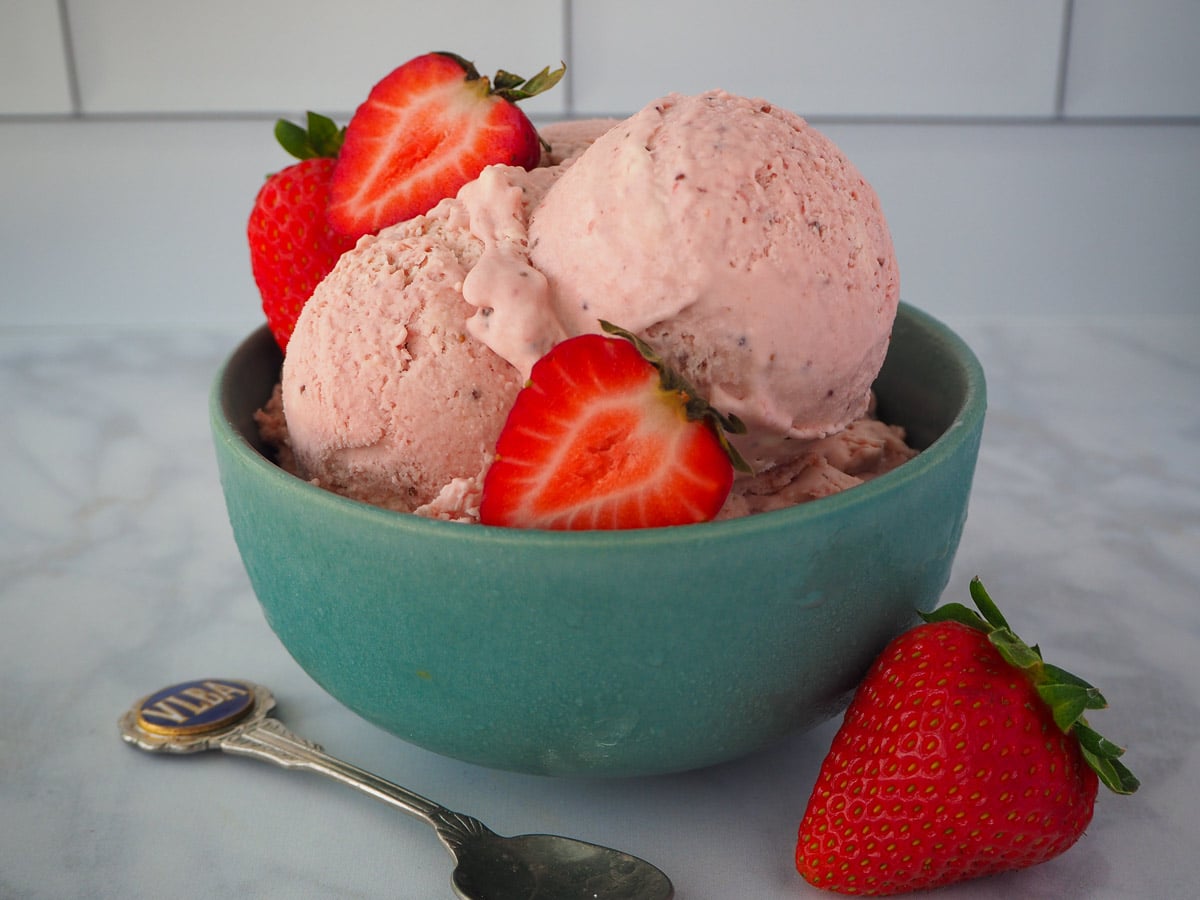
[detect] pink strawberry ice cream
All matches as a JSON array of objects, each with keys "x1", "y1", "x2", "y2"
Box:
[
  {"x1": 276, "y1": 208, "x2": 521, "y2": 517},
  {"x1": 470, "y1": 91, "x2": 899, "y2": 472},
  {"x1": 264, "y1": 94, "x2": 911, "y2": 521},
  {"x1": 271, "y1": 120, "x2": 614, "y2": 518}
]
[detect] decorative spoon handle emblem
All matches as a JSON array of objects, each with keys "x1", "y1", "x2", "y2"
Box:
[{"x1": 120, "y1": 679, "x2": 674, "y2": 900}]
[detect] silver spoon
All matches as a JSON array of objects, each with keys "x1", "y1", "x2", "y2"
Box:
[{"x1": 120, "y1": 679, "x2": 674, "y2": 900}]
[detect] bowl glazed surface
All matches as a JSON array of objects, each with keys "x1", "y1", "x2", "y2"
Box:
[{"x1": 211, "y1": 302, "x2": 986, "y2": 776}]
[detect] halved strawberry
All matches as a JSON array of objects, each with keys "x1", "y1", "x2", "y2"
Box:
[
  {"x1": 328, "y1": 52, "x2": 564, "y2": 240},
  {"x1": 479, "y1": 323, "x2": 750, "y2": 530},
  {"x1": 247, "y1": 112, "x2": 356, "y2": 352}
]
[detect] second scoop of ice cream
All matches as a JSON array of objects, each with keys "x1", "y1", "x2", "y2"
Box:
[{"x1": 469, "y1": 91, "x2": 900, "y2": 472}]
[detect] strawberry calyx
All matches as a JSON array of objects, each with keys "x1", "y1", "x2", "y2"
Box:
[
  {"x1": 435, "y1": 52, "x2": 564, "y2": 153},
  {"x1": 274, "y1": 111, "x2": 345, "y2": 162},
  {"x1": 435, "y1": 51, "x2": 566, "y2": 103},
  {"x1": 923, "y1": 577, "x2": 1140, "y2": 795},
  {"x1": 599, "y1": 320, "x2": 753, "y2": 475}
]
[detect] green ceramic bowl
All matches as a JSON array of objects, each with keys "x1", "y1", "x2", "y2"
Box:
[{"x1": 211, "y1": 302, "x2": 985, "y2": 777}]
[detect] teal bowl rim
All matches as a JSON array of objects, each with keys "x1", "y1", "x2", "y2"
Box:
[{"x1": 210, "y1": 301, "x2": 986, "y2": 548}]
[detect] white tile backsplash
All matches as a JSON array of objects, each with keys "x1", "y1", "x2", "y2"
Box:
[
  {"x1": 0, "y1": 0, "x2": 73, "y2": 114},
  {"x1": 570, "y1": 0, "x2": 1067, "y2": 118},
  {"x1": 1, "y1": 0, "x2": 1197, "y2": 326},
  {"x1": 822, "y1": 121, "x2": 1200, "y2": 319},
  {"x1": 1064, "y1": 0, "x2": 1200, "y2": 118},
  {"x1": 1, "y1": 119, "x2": 271, "y2": 330},
  {"x1": 4, "y1": 1, "x2": 1196, "y2": 120},
  {"x1": 4, "y1": 118, "x2": 1196, "y2": 330},
  {"x1": 65, "y1": 0, "x2": 566, "y2": 116}
]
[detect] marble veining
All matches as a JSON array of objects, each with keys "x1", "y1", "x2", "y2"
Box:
[{"x1": 1, "y1": 315, "x2": 1198, "y2": 899}]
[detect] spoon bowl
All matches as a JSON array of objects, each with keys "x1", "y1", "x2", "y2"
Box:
[{"x1": 448, "y1": 831, "x2": 673, "y2": 900}]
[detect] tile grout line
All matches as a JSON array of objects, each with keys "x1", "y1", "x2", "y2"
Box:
[
  {"x1": 3, "y1": 111, "x2": 1200, "y2": 127},
  {"x1": 562, "y1": 0, "x2": 574, "y2": 116},
  {"x1": 1055, "y1": 0, "x2": 1075, "y2": 120},
  {"x1": 56, "y1": 0, "x2": 83, "y2": 117}
]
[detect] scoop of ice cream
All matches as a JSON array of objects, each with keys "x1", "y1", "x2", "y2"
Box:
[
  {"x1": 489, "y1": 91, "x2": 899, "y2": 471},
  {"x1": 280, "y1": 120, "x2": 615, "y2": 519},
  {"x1": 280, "y1": 203, "x2": 517, "y2": 517}
]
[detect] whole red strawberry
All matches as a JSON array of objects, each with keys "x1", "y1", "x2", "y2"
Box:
[
  {"x1": 247, "y1": 113, "x2": 357, "y2": 352},
  {"x1": 328, "y1": 52, "x2": 564, "y2": 240},
  {"x1": 796, "y1": 578, "x2": 1138, "y2": 896},
  {"x1": 479, "y1": 322, "x2": 750, "y2": 530}
]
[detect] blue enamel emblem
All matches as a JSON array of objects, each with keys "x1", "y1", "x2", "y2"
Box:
[{"x1": 136, "y1": 679, "x2": 255, "y2": 735}]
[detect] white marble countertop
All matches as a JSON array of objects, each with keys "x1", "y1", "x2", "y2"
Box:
[{"x1": 2, "y1": 313, "x2": 1198, "y2": 899}]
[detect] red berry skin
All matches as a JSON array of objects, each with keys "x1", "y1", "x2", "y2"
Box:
[
  {"x1": 796, "y1": 621, "x2": 1099, "y2": 896},
  {"x1": 247, "y1": 157, "x2": 356, "y2": 352}
]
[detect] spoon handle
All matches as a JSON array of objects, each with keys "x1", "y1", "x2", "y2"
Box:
[
  {"x1": 119, "y1": 678, "x2": 475, "y2": 843},
  {"x1": 217, "y1": 716, "x2": 447, "y2": 825}
]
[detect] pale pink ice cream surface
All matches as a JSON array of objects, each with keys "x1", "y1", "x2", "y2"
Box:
[
  {"x1": 275, "y1": 121, "x2": 614, "y2": 520},
  {"x1": 486, "y1": 91, "x2": 900, "y2": 471},
  {"x1": 268, "y1": 96, "x2": 910, "y2": 522}
]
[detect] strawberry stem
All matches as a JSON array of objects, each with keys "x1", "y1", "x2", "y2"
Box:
[{"x1": 922, "y1": 577, "x2": 1140, "y2": 795}]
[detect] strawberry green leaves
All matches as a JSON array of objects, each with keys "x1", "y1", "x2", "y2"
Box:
[
  {"x1": 274, "y1": 111, "x2": 345, "y2": 162},
  {"x1": 922, "y1": 577, "x2": 1139, "y2": 795},
  {"x1": 432, "y1": 51, "x2": 565, "y2": 102},
  {"x1": 490, "y1": 63, "x2": 566, "y2": 102}
]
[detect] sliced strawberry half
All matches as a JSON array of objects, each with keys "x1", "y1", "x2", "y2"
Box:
[
  {"x1": 327, "y1": 52, "x2": 564, "y2": 240},
  {"x1": 480, "y1": 323, "x2": 750, "y2": 530}
]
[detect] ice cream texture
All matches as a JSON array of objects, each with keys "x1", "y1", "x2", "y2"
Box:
[
  {"x1": 274, "y1": 120, "x2": 613, "y2": 518},
  {"x1": 478, "y1": 91, "x2": 900, "y2": 470},
  {"x1": 265, "y1": 92, "x2": 912, "y2": 522}
]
